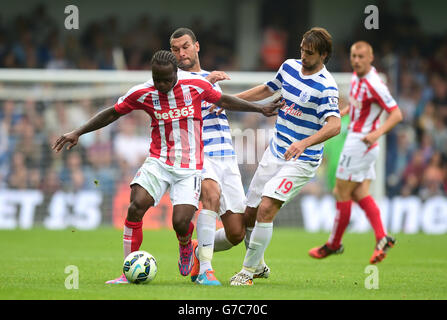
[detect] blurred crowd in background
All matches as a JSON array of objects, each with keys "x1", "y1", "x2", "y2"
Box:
[{"x1": 0, "y1": 2, "x2": 446, "y2": 204}]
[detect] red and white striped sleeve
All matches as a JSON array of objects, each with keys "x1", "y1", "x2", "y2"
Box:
[
  {"x1": 197, "y1": 79, "x2": 222, "y2": 104},
  {"x1": 114, "y1": 84, "x2": 148, "y2": 114},
  {"x1": 364, "y1": 77, "x2": 398, "y2": 113}
]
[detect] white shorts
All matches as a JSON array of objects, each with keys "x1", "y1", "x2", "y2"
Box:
[
  {"x1": 202, "y1": 156, "x2": 246, "y2": 215},
  {"x1": 335, "y1": 132, "x2": 379, "y2": 182},
  {"x1": 245, "y1": 147, "x2": 318, "y2": 208},
  {"x1": 131, "y1": 157, "x2": 201, "y2": 208}
]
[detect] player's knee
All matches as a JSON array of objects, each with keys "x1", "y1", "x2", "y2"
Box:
[
  {"x1": 172, "y1": 215, "x2": 191, "y2": 235},
  {"x1": 202, "y1": 190, "x2": 220, "y2": 212},
  {"x1": 127, "y1": 201, "x2": 146, "y2": 222},
  {"x1": 334, "y1": 183, "x2": 355, "y2": 202},
  {"x1": 226, "y1": 227, "x2": 245, "y2": 245},
  {"x1": 257, "y1": 201, "x2": 278, "y2": 222}
]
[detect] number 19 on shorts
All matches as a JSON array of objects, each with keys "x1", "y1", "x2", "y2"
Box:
[{"x1": 276, "y1": 178, "x2": 293, "y2": 194}]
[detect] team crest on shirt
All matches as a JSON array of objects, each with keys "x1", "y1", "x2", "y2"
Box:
[
  {"x1": 299, "y1": 91, "x2": 310, "y2": 103},
  {"x1": 184, "y1": 92, "x2": 192, "y2": 105},
  {"x1": 153, "y1": 98, "x2": 160, "y2": 108}
]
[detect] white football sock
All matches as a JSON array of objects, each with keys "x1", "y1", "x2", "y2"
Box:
[
  {"x1": 244, "y1": 227, "x2": 253, "y2": 251},
  {"x1": 197, "y1": 209, "x2": 218, "y2": 274},
  {"x1": 245, "y1": 226, "x2": 265, "y2": 268},
  {"x1": 243, "y1": 222, "x2": 273, "y2": 274},
  {"x1": 214, "y1": 227, "x2": 234, "y2": 252}
]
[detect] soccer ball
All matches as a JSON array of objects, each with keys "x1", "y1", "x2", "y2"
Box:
[{"x1": 123, "y1": 250, "x2": 157, "y2": 284}]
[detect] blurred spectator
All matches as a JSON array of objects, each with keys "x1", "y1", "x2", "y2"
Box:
[
  {"x1": 14, "y1": 117, "x2": 43, "y2": 168},
  {"x1": 59, "y1": 150, "x2": 90, "y2": 192},
  {"x1": 387, "y1": 128, "x2": 415, "y2": 194},
  {"x1": 12, "y1": 30, "x2": 39, "y2": 68},
  {"x1": 431, "y1": 74, "x2": 447, "y2": 106},
  {"x1": 85, "y1": 136, "x2": 117, "y2": 198},
  {"x1": 0, "y1": 100, "x2": 23, "y2": 184},
  {"x1": 44, "y1": 101, "x2": 74, "y2": 135},
  {"x1": 398, "y1": 71, "x2": 421, "y2": 123},
  {"x1": 400, "y1": 150, "x2": 426, "y2": 196},
  {"x1": 46, "y1": 44, "x2": 72, "y2": 69},
  {"x1": 113, "y1": 115, "x2": 149, "y2": 170},
  {"x1": 260, "y1": 16, "x2": 288, "y2": 71},
  {"x1": 28, "y1": 167, "x2": 42, "y2": 189},
  {"x1": 431, "y1": 116, "x2": 447, "y2": 154},
  {"x1": 7, "y1": 151, "x2": 28, "y2": 189},
  {"x1": 419, "y1": 152, "x2": 446, "y2": 200},
  {"x1": 40, "y1": 168, "x2": 61, "y2": 195},
  {"x1": 419, "y1": 131, "x2": 435, "y2": 164},
  {"x1": 417, "y1": 100, "x2": 436, "y2": 133}
]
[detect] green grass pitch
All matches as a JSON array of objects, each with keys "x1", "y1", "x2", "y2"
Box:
[{"x1": 0, "y1": 227, "x2": 446, "y2": 300}]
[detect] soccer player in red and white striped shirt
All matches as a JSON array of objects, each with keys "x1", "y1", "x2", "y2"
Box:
[
  {"x1": 309, "y1": 41, "x2": 403, "y2": 264},
  {"x1": 52, "y1": 50, "x2": 281, "y2": 284}
]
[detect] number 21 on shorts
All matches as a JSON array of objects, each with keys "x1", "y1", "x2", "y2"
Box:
[
  {"x1": 339, "y1": 154, "x2": 352, "y2": 168},
  {"x1": 276, "y1": 178, "x2": 293, "y2": 194}
]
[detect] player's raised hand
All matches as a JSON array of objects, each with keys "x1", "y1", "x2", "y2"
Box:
[
  {"x1": 260, "y1": 96, "x2": 284, "y2": 117},
  {"x1": 52, "y1": 131, "x2": 80, "y2": 153},
  {"x1": 205, "y1": 71, "x2": 231, "y2": 84},
  {"x1": 284, "y1": 141, "x2": 306, "y2": 161}
]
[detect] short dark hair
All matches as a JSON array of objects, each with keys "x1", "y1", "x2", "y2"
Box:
[
  {"x1": 302, "y1": 27, "x2": 332, "y2": 64},
  {"x1": 151, "y1": 50, "x2": 178, "y2": 70},
  {"x1": 169, "y1": 27, "x2": 197, "y2": 43}
]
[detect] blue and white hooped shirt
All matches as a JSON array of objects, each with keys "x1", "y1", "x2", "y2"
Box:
[
  {"x1": 266, "y1": 59, "x2": 340, "y2": 165},
  {"x1": 191, "y1": 70, "x2": 236, "y2": 158}
]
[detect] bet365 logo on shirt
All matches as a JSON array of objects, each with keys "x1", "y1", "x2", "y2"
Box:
[{"x1": 154, "y1": 105, "x2": 194, "y2": 120}]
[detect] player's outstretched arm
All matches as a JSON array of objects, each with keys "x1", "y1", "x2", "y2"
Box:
[
  {"x1": 215, "y1": 94, "x2": 284, "y2": 117},
  {"x1": 52, "y1": 106, "x2": 123, "y2": 153},
  {"x1": 235, "y1": 84, "x2": 274, "y2": 102},
  {"x1": 210, "y1": 84, "x2": 276, "y2": 116},
  {"x1": 284, "y1": 116, "x2": 341, "y2": 161},
  {"x1": 361, "y1": 107, "x2": 403, "y2": 146}
]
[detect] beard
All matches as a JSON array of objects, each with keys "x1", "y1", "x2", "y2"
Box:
[
  {"x1": 301, "y1": 60, "x2": 320, "y2": 73},
  {"x1": 178, "y1": 56, "x2": 198, "y2": 71}
]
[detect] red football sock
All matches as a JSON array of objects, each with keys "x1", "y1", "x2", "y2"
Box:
[
  {"x1": 123, "y1": 219, "x2": 143, "y2": 258},
  {"x1": 176, "y1": 222, "x2": 194, "y2": 246},
  {"x1": 358, "y1": 195, "x2": 386, "y2": 242},
  {"x1": 327, "y1": 200, "x2": 352, "y2": 250}
]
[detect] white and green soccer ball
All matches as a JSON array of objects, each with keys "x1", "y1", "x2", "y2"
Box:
[{"x1": 123, "y1": 251, "x2": 157, "y2": 284}]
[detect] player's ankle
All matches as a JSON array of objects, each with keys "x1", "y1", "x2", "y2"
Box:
[{"x1": 199, "y1": 261, "x2": 212, "y2": 274}]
